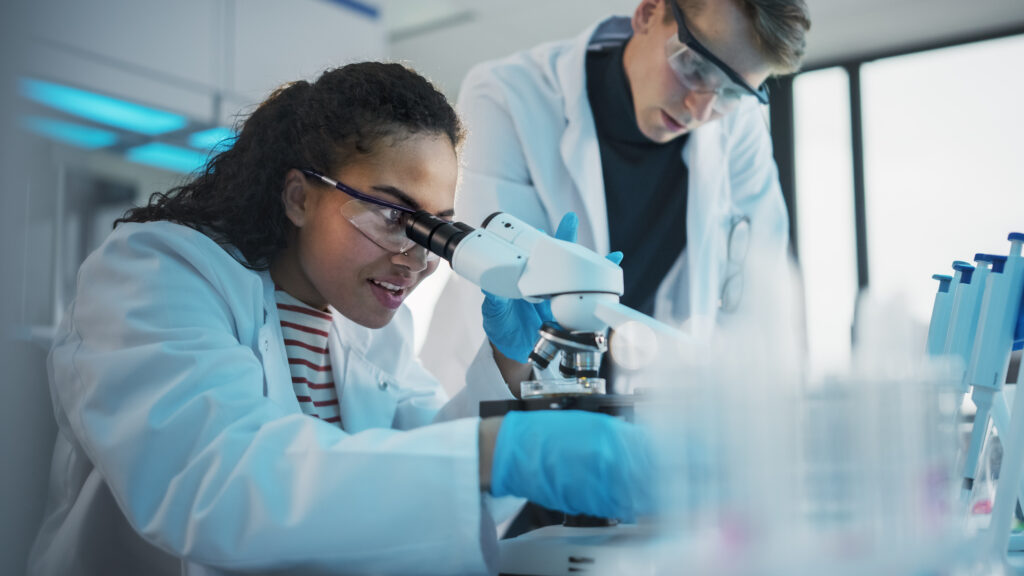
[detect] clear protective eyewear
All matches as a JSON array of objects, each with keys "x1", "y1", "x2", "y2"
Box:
[
  {"x1": 300, "y1": 169, "x2": 438, "y2": 263},
  {"x1": 666, "y1": 0, "x2": 769, "y2": 116}
]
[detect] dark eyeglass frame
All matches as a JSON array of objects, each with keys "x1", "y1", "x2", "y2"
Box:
[
  {"x1": 668, "y1": 0, "x2": 770, "y2": 105},
  {"x1": 300, "y1": 168, "x2": 419, "y2": 217}
]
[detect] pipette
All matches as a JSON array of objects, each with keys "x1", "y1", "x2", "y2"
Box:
[
  {"x1": 957, "y1": 256, "x2": 998, "y2": 501},
  {"x1": 961, "y1": 236, "x2": 1024, "y2": 557},
  {"x1": 945, "y1": 260, "x2": 986, "y2": 388},
  {"x1": 926, "y1": 274, "x2": 954, "y2": 357},
  {"x1": 984, "y1": 235, "x2": 1024, "y2": 560}
]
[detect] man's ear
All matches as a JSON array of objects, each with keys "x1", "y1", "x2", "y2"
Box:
[
  {"x1": 281, "y1": 169, "x2": 312, "y2": 227},
  {"x1": 632, "y1": 0, "x2": 662, "y2": 35}
]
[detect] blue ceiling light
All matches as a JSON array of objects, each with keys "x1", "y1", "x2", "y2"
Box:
[
  {"x1": 22, "y1": 116, "x2": 119, "y2": 149},
  {"x1": 20, "y1": 78, "x2": 187, "y2": 136},
  {"x1": 189, "y1": 126, "x2": 236, "y2": 152},
  {"x1": 323, "y1": 0, "x2": 379, "y2": 19},
  {"x1": 126, "y1": 143, "x2": 209, "y2": 174}
]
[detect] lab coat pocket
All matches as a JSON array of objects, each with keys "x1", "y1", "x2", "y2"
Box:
[{"x1": 337, "y1": 350, "x2": 400, "y2": 434}]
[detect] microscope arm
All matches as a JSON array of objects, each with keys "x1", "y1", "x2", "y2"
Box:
[
  {"x1": 405, "y1": 211, "x2": 691, "y2": 360},
  {"x1": 406, "y1": 211, "x2": 623, "y2": 332}
]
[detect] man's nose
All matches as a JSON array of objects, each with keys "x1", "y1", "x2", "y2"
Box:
[{"x1": 684, "y1": 89, "x2": 716, "y2": 123}]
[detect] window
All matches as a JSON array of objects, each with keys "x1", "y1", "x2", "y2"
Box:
[
  {"x1": 794, "y1": 67, "x2": 858, "y2": 377},
  {"x1": 791, "y1": 35, "x2": 1024, "y2": 375},
  {"x1": 861, "y1": 35, "x2": 1024, "y2": 324}
]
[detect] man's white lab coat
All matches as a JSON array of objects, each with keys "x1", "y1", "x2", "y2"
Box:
[{"x1": 423, "y1": 17, "x2": 789, "y2": 394}]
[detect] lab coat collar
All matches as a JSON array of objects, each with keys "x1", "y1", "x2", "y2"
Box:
[
  {"x1": 254, "y1": 269, "x2": 376, "y2": 418},
  {"x1": 556, "y1": 17, "x2": 633, "y2": 256},
  {"x1": 562, "y1": 16, "x2": 731, "y2": 334},
  {"x1": 256, "y1": 269, "x2": 304, "y2": 412}
]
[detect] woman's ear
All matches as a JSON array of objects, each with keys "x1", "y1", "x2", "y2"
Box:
[{"x1": 281, "y1": 169, "x2": 311, "y2": 227}]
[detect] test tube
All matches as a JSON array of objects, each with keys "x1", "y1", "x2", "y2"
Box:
[{"x1": 926, "y1": 274, "x2": 954, "y2": 357}]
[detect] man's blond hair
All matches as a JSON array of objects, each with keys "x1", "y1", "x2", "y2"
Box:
[{"x1": 668, "y1": 0, "x2": 811, "y2": 74}]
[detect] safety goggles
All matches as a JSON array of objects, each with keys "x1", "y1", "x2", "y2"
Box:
[
  {"x1": 666, "y1": 0, "x2": 769, "y2": 116},
  {"x1": 300, "y1": 169, "x2": 438, "y2": 263}
]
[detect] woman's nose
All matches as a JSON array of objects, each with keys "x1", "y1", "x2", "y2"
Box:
[{"x1": 391, "y1": 245, "x2": 429, "y2": 273}]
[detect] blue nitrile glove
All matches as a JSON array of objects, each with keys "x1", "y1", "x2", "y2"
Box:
[
  {"x1": 490, "y1": 410, "x2": 654, "y2": 521},
  {"x1": 481, "y1": 212, "x2": 624, "y2": 363}
]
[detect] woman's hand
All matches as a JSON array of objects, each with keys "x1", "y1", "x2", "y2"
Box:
[
  {"x1": 480, "y1": 212, "x2": 622, "y2": 390},
  {"x1": 480, "y1": 213, "x2": 578, "y2": 363},
  {"x1": 481, "y1": 411, "x2": 654, "y2": 522}
]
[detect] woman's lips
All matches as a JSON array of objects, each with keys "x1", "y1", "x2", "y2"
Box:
[{"x1": 368, "y1": 279, "x2": 406, "y2": 309}]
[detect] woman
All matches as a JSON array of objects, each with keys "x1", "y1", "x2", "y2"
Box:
[{"x1": 28, "y1": 62, "x2": 650, "y2": 576}]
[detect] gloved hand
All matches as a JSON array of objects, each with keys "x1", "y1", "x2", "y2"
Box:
[
  {"x1": 481, "y1": 212, "x2": 624, "y2": 363},
  {"x1": 490, "y1": 410, "x2": 654, "y2": 521}
]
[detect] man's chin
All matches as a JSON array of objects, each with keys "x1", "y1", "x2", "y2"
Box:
[{"x1": 641, "y1": 124, "x2": 688, "y2": 144}]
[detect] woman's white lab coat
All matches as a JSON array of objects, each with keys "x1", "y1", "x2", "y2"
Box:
[
  {"x1": 28, "y1": 221, "x2": 515, "y2": 576},
  {"x1": 422, "y1": 17, "x2": 790, "y2": 393}
]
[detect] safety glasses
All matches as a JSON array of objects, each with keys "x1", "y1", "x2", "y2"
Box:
[
  {"x1": 666, "y1": 0, "x2": 769, "y2": 115},
  {"x1": 300, "y1": 169, "x2": 438, "y2": 263}
]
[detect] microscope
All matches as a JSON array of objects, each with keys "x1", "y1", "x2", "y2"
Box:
[
  {"x1": 405, "y1": 210, "x2": 685, "y2": 576},
  {"x1": 404, "y1": 210, "x2": 682, "y2": 380}
]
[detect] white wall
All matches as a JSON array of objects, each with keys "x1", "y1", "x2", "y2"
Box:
[
  {"x1": 1, "y1": 4, "x2": 46, "y2": 574},
  {"x1": 389, "y1": 0, "x2": 635, "y2": 98},
  {"x1": 22, "y1": 0, "x2": 387, "y2": 125},
  {"x1": 390, "y1": 0, "x2": 1024, "y2": 100}
]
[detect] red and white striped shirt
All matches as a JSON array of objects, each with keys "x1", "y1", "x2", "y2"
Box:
[{"x1": 275, "y1": 288, "x2": 342, "y2": 428}]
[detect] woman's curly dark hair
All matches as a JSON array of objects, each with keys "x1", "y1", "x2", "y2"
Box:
[{"x1": 116, "y1": 62, "x2": 463, "y2": 269}]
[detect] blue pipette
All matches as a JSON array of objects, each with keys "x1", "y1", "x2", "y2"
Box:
[
  {"x1": 944, "y1": 261, "x2": 982, "y2": 395},
  {"x1": 961, "y1": 253, "x2": 1017, "y2": 504},
  {"x1": 926, "y1": 274, "x2": 954, "y2": 357},
  {"x1": 976, "y1": 234, "x2": 1024, "y2": 559}
]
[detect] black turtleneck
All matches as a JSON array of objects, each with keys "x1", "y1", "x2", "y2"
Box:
[{"x1": 586, "y1": 41, "x2": 688, "y2": 316}]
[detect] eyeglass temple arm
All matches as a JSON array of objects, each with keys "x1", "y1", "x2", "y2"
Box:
[
  {"x1": 300, "y1": 168, "x2": 418, "y2": 214},
  {"x1": 300, "y1": 168, "x2": 333, "y2": 186}
]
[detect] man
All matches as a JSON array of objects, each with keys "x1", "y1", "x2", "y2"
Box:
[{"x1": 424, "y1": 0, "x2": 811, "y2": 396}]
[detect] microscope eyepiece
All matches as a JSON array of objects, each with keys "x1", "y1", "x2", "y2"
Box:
[{"x1": 404, "y1": 211, "x2": 474, "y2": 263}]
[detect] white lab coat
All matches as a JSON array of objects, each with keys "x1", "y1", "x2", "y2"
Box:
[
  {"x1": 28, "y1": 221, "x2": 516, "y2": 576},
  {"x1": 423, "y1": 17, "x2": 789, "y2": 394}
]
